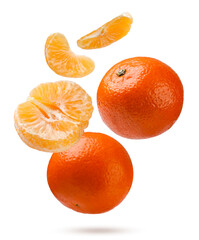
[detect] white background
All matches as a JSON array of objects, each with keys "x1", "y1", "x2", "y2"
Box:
[{"x1": 0, "y1": 0, "x2": 199, "y2": 239}]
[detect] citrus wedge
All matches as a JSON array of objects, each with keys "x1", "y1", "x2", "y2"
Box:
[
  {"x1": 45, "y1": 33, "x2": 95, "y2": 77},
  {"x1": 14, "y1": 81, "x2": 93, "y2": 152},
  {"x1": 77, "y1": 12, "x2": 133, "y2": 49}
]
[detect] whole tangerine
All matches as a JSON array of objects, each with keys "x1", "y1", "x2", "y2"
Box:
[
  {"x1": 97, "y1": 57, "x2": 184, "y2": 139},
  {"x1": 47, "y1": 132, "x2": 133, "y2": 214}
]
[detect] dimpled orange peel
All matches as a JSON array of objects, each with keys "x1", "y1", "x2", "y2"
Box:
[
  {"x1": 47, "y1": 132, "x2": 133, "y2": 214},
  {"x1": 97, "y1": 57, "x2": 184, "y2": 139}
]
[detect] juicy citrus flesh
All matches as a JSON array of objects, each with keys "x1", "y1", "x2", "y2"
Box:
[
  {"x1": 14, "y1": 81, "x2": 93, "y2": 152},
  {"x1": 45, "y1": 33, "x2": 95, "y2": 77},
  {"x1": 77, "y1": 12, "x2": 133, "y2": 49},
  {"x1": 47, "y1": 132, "x2": 133, "y2": 214},
  {"x1": 97, "y1": 57, "x2": 184, "y2": 139}
]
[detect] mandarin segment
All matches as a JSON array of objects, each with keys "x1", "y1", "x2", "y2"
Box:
[
  {"x1": 77, "y1": 12, "x2": 133, "y2": 49},
  {"x1": 45, "y1": 33, "x2": 95, "y2": 78},
  {"x1": 14, "y1": 103, "x2": 83, "y2": 152},
  {"x1": 14, "y1": 81, "x2": 93, "y2": 152},
  {"x1": 29, "y1": 81, "x2": 93, "y2": 122}
]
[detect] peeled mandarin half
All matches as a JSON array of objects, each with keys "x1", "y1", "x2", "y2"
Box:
[
  {"x1": 14, "y1": 81, "x2": 93, "y2": 152},
  {"x1": 77, "y1": 12, "x2": 133, "y2": 49},
  {"x1": 45, "y1": 33, "x2": 95, "y2": 77}
]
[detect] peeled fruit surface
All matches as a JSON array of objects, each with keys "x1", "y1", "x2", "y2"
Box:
[
  {"x1": 77, "y1": 12, "x2": 133, "y2": 49},
  {"x1": 97, "y1": 57, "x2": 184, "y2": 139},
  {"x1": 14, "y1": 81, "x2": 93, "y2": 152},
  {"x1": 45, "y1": 33, "x2": 95, "y2": 77},
  {"x1": 47, "y1": 132, "x2": 133, "y2": 214}
]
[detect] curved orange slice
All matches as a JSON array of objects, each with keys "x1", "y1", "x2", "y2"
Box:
[
  {"x1": 77, "y1": 12, "x2": 133, "y2": 49},
  {"x1": 14, "y1": 81, "x2": 93, "y2": 152},
  {"x1": 45, "y1": 33, "x2": 95, "y2": 78}
]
